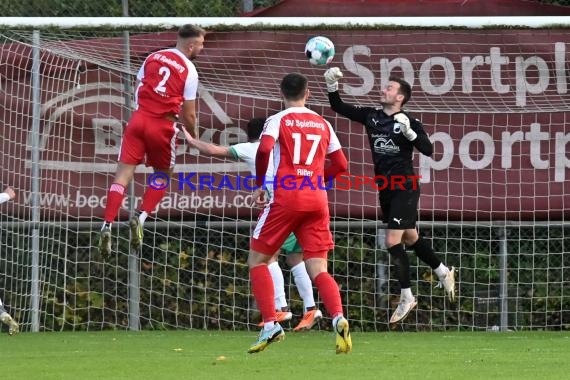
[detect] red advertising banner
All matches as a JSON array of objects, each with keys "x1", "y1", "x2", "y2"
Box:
[{"x1": 1, "y1": 29, "x2": 568, "y2": 221}]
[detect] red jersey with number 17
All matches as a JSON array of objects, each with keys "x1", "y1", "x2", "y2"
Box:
[
  {"x1": 261, "y1": 106, "x2": 342, "y2": 211},
  {"x1": 135, "y1": 48, "x2": 198, "y2": 118}
]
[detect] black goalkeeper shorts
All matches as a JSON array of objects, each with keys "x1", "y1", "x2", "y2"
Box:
[{"x1": 379, "y1": 186, "x2": 420, "y2": 230}]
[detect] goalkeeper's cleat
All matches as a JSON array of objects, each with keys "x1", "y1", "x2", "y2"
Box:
[
  {"x1": 293, "y1": 309, "x2": 323, "y2": 331},
  {"x1": 257, "y1": 310, "x2": 293, "y2": 327},
  {"x1": 98, "y1": 226, "x2": 112, "y2": 261},
  {"x1": 247, "y1": 323, "x2": 285, "y2": 354},
  {"x1": 436, "y1": 266, "x2": 456, "y2": 302},
  {"x1": 129, "y1": 217, "x2": 144, "y2": 250},
  {"x1": 334, "y1": 317, "x2": 352, "y2": 354},
  {"x1": 0, "y1": 312, "x2": 19, "y2": 335},
  {"x1": 389, "y1": 297, "x2": 417, "y2": 324}
]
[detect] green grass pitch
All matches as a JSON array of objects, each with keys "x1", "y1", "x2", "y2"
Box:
[{"x1": 2, "y1": 330, "x2": 569, "y2": 379}]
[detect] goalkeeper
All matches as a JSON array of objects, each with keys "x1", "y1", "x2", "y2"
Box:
[
  {"x1": 323, "y1": 68, "x2": 456, "y2": 324},
  {"x1": 0, "y1": 186, "x2": 20, "y2": 335},
  {"x1": 182, "y1": 118, "x2": 323, "y2": 332}
]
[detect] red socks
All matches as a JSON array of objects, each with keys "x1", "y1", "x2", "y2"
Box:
[
  {"x1": 104, "y1": 183, "x2": 126, "y2": 223},
  {"x1": 250, "y1": 265, "x2": 276, "y2": 323},
  {"x1": 140, "y1": 187, "x2": 166, "y2": 214},
  {"x1": 314, "y1": 272, "x2": 343, "y2": 318}
]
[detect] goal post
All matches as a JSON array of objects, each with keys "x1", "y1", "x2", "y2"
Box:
[{"x1": 0, "y1": 17, "x2": 569, "y2": 333}]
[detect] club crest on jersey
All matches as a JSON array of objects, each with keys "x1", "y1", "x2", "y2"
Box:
[{"x1": 393, "y1": 123, "x2": 402, "y2": 134}]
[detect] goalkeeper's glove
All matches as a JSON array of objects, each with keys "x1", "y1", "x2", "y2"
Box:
[
  {"x1": 324, "y1": 67, "x2": 343, "y2": 92},
  {"x1": 393, "y1": 113, "x2": 417, "y2": 141}
]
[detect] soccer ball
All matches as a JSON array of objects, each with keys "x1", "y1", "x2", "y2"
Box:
[{"x1": 304, "y1": 36, "x2": 335, "y2": 66}]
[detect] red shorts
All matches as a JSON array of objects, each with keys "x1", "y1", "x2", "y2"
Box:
[
  {"x1": 250, "y1": 203, "x2": 334, "y2": 259},
  {"x1": 118, "y1": 110, "x2": 179, "y2": 168}
]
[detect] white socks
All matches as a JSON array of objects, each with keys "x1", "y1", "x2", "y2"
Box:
[
  {"x1": 291, "y1": 262, "x2": 315, "y2": 312},
  {"x1": 268, "y1": 262, "x2": 287, "y2": 310},
  {"x1": 401, "y1": 287, "x2": 414, "y2": 301}
]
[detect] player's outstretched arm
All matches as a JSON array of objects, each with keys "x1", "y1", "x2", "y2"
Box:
[
  {"x1": 324, "y1": 68, "x2": 369, "y2": 125},
  {"x1": 0, "y1": 186, "x2": 16, "y2": 205},
  {"x1": 181, "y1": 127, "x2": 233, "y2": 158}
]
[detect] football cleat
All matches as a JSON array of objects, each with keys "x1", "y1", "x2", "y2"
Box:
[
  {"x1": 257, "y1": 310, "x2": 292, "y2": 327},
  {"x1": 248, "y1": 323, "x2": 285, "y2": 354},
  {"x1": 436, "y1": 266, "x2": 456, "y2": 302},
  {"x1": 129, "y1": 217, "x2": 144, "y2": 250},
  {"x1": 389, "y1": 297, "x2": 417, "y2": 324},
  {"x1": 293, "y1": 309, "x2": 323, "y2": 331},
  {"x1": 0, "y1": 312, "x2": 19, "y2": 336},
  {"x1": 98, "y1": 226, "x2": 112, "y2": 261},
  {"x1": 334, "y1": 317, "x2": 352, "y2": 354}
]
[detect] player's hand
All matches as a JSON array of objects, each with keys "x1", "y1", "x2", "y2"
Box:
[
  {"x1": 3, "y1": 186, "x2": 15, "y2": 200},
  {"x1": 394, "y1": 113, "x2": 417, "y2": 141},
  {"x1": 250, "y1": 188, "x2": 267, "y2": 208},
  {"x1": 324, "y1": 67, "x2": 343, "y2": 92},
  {"x1": 181, "y1": 126, "x2": 194, "y2": 144}
]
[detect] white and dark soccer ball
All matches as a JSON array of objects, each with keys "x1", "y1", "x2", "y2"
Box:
[{"x1": 304, "y1": 36, "x2": 335, "y2": 66}]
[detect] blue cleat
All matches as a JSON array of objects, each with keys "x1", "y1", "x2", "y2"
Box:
[{"x1": 247, "y1": 323, "x2": 285, "y2": 354}]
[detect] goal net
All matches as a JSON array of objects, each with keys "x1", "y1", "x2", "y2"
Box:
[{"x1": 0, "y1": 18, "x2": 568, "y2": 333}]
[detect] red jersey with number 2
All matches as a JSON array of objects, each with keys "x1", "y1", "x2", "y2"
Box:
[
  {"x1": 261, "y1": 106, "x2": 342, "y2": 211},
  {"x1": 134, "y1": 48, "x2": 198, "y2": 118}
]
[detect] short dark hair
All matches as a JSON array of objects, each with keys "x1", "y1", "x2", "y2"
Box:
[
  {"x1": 247, "y1": 118, "x2": 266, "y2": 141},
  {"x1": 389, "y1": 75, "x2": 412, "y2": 106},
  {"x1": 178, "y1": 24, "x2": 206, "y2": 39},
  {"x1": 280, "y1": 73, "x2": 308, "y2": 101}
]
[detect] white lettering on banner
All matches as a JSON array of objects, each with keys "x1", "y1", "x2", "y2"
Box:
[
  {"x1": 21, "y1": 191, "x2": 256, "y2": 211},
  {"x1": 419, "y1": 123, "x2": 570, "y2": 182},
  {"x1": 343, "y1": 42, "x2": 568, "y2": 107}
]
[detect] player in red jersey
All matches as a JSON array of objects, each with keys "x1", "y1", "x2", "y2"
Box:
[
  {"x1": 97, "y1": 24, "x2": 206, "y2": 260},
  {"x1": 247, "y1": 73, "x2": 352, "y2": 355}
]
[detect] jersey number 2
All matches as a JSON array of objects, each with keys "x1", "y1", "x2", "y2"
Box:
[
  {"x1": 292, "y1": 133, "x2": 321, "y2": 165},
  {"x1": 154, "y1": 66, "x2": 171, "y2": 93}
]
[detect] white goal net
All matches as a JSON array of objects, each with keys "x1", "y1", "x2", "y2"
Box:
[{"x1": 0, "y1": 18, "x2": 569, "y2": 333}]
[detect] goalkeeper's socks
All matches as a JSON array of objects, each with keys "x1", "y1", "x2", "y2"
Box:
[
  {"x1": 434, "y1": 263, "x2": 450, "y2": 279},
  {"x1": 400, "y1": 287, "x2": 414, "y2": 301}
]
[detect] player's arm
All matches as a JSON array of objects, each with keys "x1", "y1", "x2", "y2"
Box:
[
  {"x1": 324, "y1": 149, "x2": 348, "y2": 179},
  {"x1": 181, "y1": 128, "x2": 233, "y2": 158},
  {"x1": 179, "y1": 100, "x2": 198, "y2": 138},
  {"x1": 0, "y1": 186, "x2": 16, "y2": 204},
  {"x1": 255, "y1": 135, "x2": 275, "y2": 187},
  {"x1": 394, "y1": 113, "x2": 433, "y2": 156},
  {"x1": 178, "y1": 69, "x2": 200, "y2": 138},
  {"x1": 324, "y1": 68, "x2": 369, "y2": 124},
  {"x1": 324, "y1": 123, "x2": 348, "y2": 179}
]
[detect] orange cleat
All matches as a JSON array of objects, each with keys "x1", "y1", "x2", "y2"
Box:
[
  {"x1": 293, "y1": 309, "x2": 323, "y2": 331},
  {"x1": 257, "y1": 310, "x2": 293, "y2": 327}
]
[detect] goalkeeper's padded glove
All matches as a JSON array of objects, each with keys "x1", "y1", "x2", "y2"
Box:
[
  {"x1": 393, "y1": 113, "x2": 417, "y2": 141},
  {"x1": 324, "y1": 67, "x2": 343, "y2": 92}
]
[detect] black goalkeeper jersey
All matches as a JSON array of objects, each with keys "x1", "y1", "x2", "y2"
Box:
[{"x1": 328, "y1": 91, "x2": 433, "y2": 180}]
